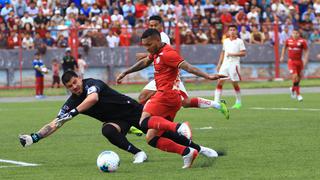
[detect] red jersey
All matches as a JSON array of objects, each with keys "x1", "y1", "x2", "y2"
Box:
[
  {"x1": 285, "y1": 37, "x2": 308, "y2": 61},
  {"x1": 149, "y1": 44, "x2": 184, "y2": 92}
]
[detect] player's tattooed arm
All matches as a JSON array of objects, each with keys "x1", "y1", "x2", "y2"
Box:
[{"x1": 36, "y1": 118, "x2": 63, "y2": 138}]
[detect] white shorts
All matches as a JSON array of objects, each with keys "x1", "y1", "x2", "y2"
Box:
[
  {"x1": 143, "y1": 79, "x2": 189, "y2": 99},
  {"x1": 219, "y1": 61, "x2": 241, "y2": 82}
]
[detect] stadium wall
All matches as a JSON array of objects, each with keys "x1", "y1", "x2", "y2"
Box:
[{"x1": 0, "y1": 44, "x2": 319, "y2": 87}]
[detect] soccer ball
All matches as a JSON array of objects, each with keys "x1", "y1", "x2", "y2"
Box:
[
  {"x1": 41, "y1": 67, "x2": 49, "y2": 74},
  {"x1": 96, "y1": 151, "x2": 120, "y2": 172}
]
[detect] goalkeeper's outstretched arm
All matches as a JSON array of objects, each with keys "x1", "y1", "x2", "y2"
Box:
[{"x1": 19, "y1": 117, "x2": 69, "y2": 147}]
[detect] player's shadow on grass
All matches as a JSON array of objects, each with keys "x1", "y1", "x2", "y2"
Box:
[{"x1": 195, "y1": 150, "x2": 227, "y2": 168}]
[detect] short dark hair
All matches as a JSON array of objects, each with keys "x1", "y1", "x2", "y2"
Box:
[
  {"x1": 149, "y1": 15, "x2": 162, "y2": 23},
  {"x1": 62, "y1": 71, "x2": 78, "y2": 85},
  {"x1": 141, "y1": 28, "x2": 161, "y2": 39},
  {"x1": 228, "y1": 24, "x2": 237, "y2": 29}
]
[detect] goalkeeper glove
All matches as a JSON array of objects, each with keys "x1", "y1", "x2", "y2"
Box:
[
  {"x1": 56, "y1": 108, "x2": 79, "y2": 126},
  {"x1": 19, "y1": 133, "x2": 41, "y2": 147}
]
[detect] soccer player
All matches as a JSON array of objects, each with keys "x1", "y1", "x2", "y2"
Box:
[
  {"x1": 214, "y1": 25, "x2": 246, "y2": 109},
  {"x1": 19, "y1": 71, "x2": 218, "y2": 167},
  {"x1": 33, "y1": 52, "x2": 48, "y2": 99},
  {"x1": 137, "y1": 15, "x2": 229, "y2": 118},
  {"x1": 117, "y1": 29, "x2": 226, "y2": 168},
  {"x1": 280, "y1": 29, "x2": 309, "y2": 101}
]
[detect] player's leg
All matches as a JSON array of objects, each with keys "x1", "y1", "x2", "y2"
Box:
[
  {"x1": 138, "y1": 80, "x2": 157, "y2": 104},
  {"x1": 101, "y1": 122, "x2": 147, "y2": 163},
  {"x1": 146, "y1": 129, "x2": 198, "y2": 168},
  {"x1": 40, "y1": 77, "x2": 44, "y2": 97},
  {"x1": 214, "y1": 79, "x2": 225, "y2": 103},
  {"x1": 231, "y1": 81, "x2": 242, "y2": 109},
  {"x1": 182, "y1": 97, "x2": 229, "y2": 119},
  {"x1": 230, "y1": 64, "x2": 242, "y2": 109},
  {"x1": 161, "y1": 131, "x2": 218, "y2": 158}
]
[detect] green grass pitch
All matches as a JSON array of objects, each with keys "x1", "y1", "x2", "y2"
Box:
[{"x1": 0, "y1": 93, "x2": 320, "y2": 179}]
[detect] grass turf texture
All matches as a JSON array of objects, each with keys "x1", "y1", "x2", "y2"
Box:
[
  {"x1": 0, "y1": 78, "x2": 320, "y2": 97},
  {"x1": 1, "y1": 93, "x2": 320, "y2": 179}
]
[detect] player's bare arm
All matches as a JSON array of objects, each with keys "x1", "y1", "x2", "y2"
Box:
[
  {"x1": 216, "y1": 51, "x2": 225, "y2": 71},
  {"x1": 280, "y1": 44, "x2": 288, "y2": 63},
  {"x1": 227, "y1": 50, "x2": 246, "y2": 57},
  {"x1": 179, "y1": 61, "x2": 227, "y2": 80},
  {"x1": 117, "y1": 58, "x2": 153, "y2": 83},
  {"x1": 77, "y1": 92, "x2": 99, "y2": 112}
]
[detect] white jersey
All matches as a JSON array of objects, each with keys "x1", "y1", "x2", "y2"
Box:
[
  {"x1": 143, "y1": 32, "x2": 188, "y2": 98},
  {"x1": 219, "y1": 38, "x2": 246, "y2": 82}
]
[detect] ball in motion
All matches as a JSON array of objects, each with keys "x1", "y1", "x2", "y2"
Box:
[{"x1": 97, "y1": 151, "x2": 120, "y2": 172}]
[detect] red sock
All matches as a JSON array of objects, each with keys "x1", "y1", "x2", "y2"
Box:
[
  {"x1": 156, "y1": 137, "x2": 186, "y2": 155},
  {"x1": 148, "y1": 116, "x2": 178, "y2": 132},
  {"x1": 295, "y1": 86, "x2": 300, "y2": 95},
  {"x1": 217, "y1": 84, "x2": 223, "y2": 90},
  {"x1": 189, "y1": 98, "x2": 198, "y2": 107},
  {"x1": 234, "y1": 84, "x2": 240, "y2": 92}
]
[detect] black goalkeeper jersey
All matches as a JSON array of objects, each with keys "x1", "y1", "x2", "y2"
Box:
[{"x1": 58, "y1": 78, "x2": 143, "y2": 122}]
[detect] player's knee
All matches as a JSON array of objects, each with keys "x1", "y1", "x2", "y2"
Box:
[
  {"x1": 147, "y1": 136, "x2": 160, "y2": 148},
  {"x1": 139, "y1": 117, "x2": 150, "y2": 132},
  {"x1": 101, "y1": 124, "x2": 118, "y2": 138}
]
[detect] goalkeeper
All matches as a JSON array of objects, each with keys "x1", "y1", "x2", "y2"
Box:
[{"x1": 19, "y1": 71, "x2": 218, "y2": 166}]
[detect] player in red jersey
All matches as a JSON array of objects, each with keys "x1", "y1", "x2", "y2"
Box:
[
  {"x1": 280, "y1": 29, "x2": 309, "y2": 101},
  {"x1": 117, "y1": 29, "x2": 226, "y2": 168}
]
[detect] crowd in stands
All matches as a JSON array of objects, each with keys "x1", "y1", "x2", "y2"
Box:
[{"x1": 0, "y1": 0, "x2": 319, "y2": 51}]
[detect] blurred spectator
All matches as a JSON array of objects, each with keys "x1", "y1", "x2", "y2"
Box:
[
  {"x1": 80, "y1": 2, "x2": 92, "y2": 18},
  {"x1": 106, "y1": 30, "x2": 119, "y2": 48},
  {"x1": 125, "y1": 11, "x2": 136, "y2": 27},
  {"x1": 0, "y1": 33, "x2": 7, "y2": 48},
  {"x1": 208, "y1": 27, "x2": 220, "y2": 44},
  {"x1": 239, "y1": 25, "x2": 250, "y2": 43},
  {"x1": 261, "y1": 26, "x2": 271, "y2": 44},
  {"x1": 220, "y1": 9, "x2": 233, "y2": 26},
  {"x1": 1, "y1": 2, "x2": 13, "y2": 20},
  {"x1": 77, "y1": 54, "x2": 87, "y2": 79},
  {"x1": 315, "y1": 0, "x2": 320, "y2": 14},
  {"x1": 51, "y1": 59, "x2": 60, "y2": 88},
  {"x1": 34, "y1": 11, "x2": 49, "y2": 28},
  {"x1": 20, "y1": 12, "x2": 34, "y2": 27},
  {"x1": 61, "y1": 48, "x2": 78, "y2": 73},
  {"x1": 309, "y1": 29, "x2": 320, "y2": 43},
  {"x1": 262, "y1": 5, "x2": 274, "y2": 22},
  {"x1": 130, "y1": 28, "x2": 140, "y2": 45},
  {"x1": 26, "y1": 1, "x2": 39, "y2": 18},
  {"x1": 111, "y1": 8, "x2": 124, "y2": 23},
  {"x1": 135, "y1": 0, "x2": 147, "y2": 19},
  {"x1": 91, "y1": 3, "x2": 101, "y2": 16},
  {"x1": 122, "y1": 0, "x2": 135, "y2": 18},
  {"x1": 43, "y1": 31, "x2": 55, "y2": 47},
  {"x1": 302, "y1": 6, "x2": 316, "y2": 22},
  {"x1": 22, "y1": 33, "x2": 34, "y2": 49},
  {"x1": 80, "y1": 32, "x2": 92, "y2": 53},
  {"x1": 247, "y1": 6, "x2": 260, "y2": 25},
  {"x1": 14, "y1": 0, "x2": 27, "y2": 18},
  {"x1": 66, "y1": 2, "x2": 79, "y2": 17},
  {"x1": 250, "y1": 25, "x2": 264, "y2": 44},
  {"x1": 196, "y1": 29, "x2": 209, "y2": 44},
  {"x1": 6, "y1": 32, "x2": 19, "y2": 49},
  {"x1": 51, "y1": 10, "x2": 64, "y2": 25},
  {"x1": 33, "y1": 32, "x2": 46, "y2": 54},
  {"x1": 182, "y1": 29, "x2": 196, "y2": 44},
  {"x1": 235, "y1": 8, "x2": 248, "y2": 26},
  {"x1": 56, "y1": 34, "x2": 68, "y2": 48}
]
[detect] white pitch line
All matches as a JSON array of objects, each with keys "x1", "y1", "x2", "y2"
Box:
[
  {"x1": 250, "y1": 107, "x2": 320, "y2": 111},
  {"x1": 194, "y1": 126, "x2": 213, "y2": 130},
  {"x1": 0, "y1": 159, "x2": 40, "y2": 167}
]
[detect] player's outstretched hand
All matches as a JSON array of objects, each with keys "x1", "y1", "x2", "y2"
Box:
[
  {"x1": 19, "y1": 133, "x2": 41, "y2": 147},
  {"x1": 116, "y1": 72, "x2": 127, "y2": 84},
  {"x1": 56, "y1": 109, "x2": 79, "y2": 126},
  {"x1": 208, "y1": 74, "x2": 228, "y2": 80}
]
